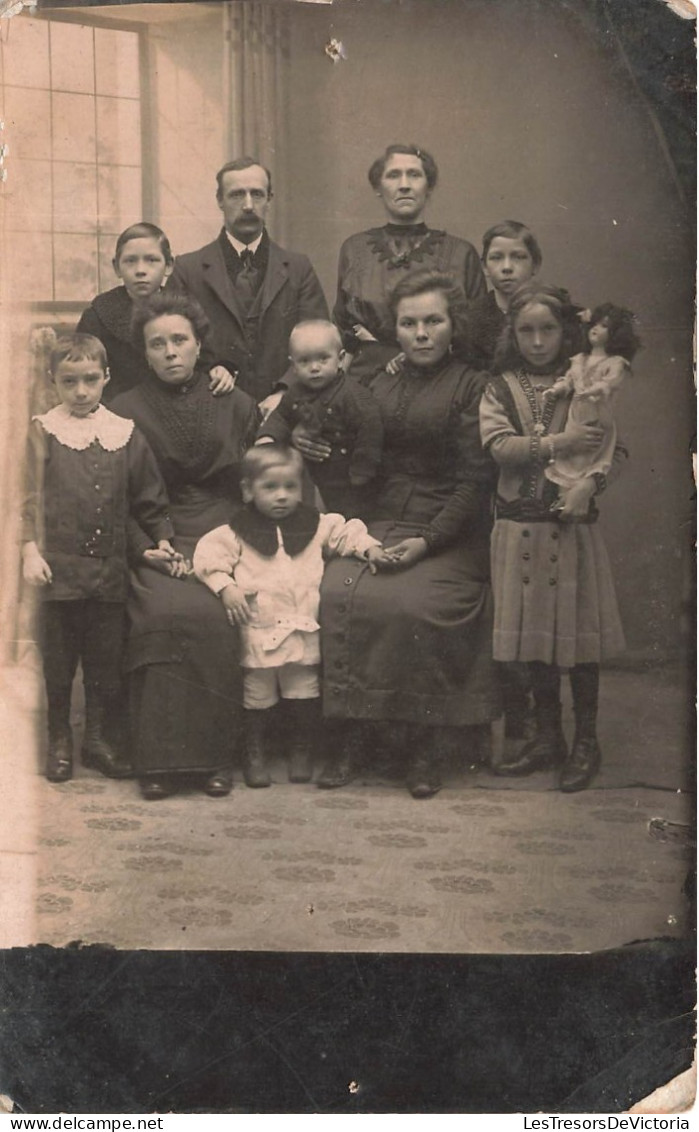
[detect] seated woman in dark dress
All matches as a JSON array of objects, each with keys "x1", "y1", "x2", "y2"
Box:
[
  {"x1": 111, "y1": 292, "x2": 259, "y2": 800},
  {"x1": 305, "y1": 269, "x2": 500, "y2": 798},
  {"x1": 333, "y1": 144, "x2": 486, "y2": 381}
]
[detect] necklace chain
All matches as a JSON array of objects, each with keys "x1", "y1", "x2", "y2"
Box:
[{"x1": 517, "y1": 370, "x2": 556, "y2": 435}]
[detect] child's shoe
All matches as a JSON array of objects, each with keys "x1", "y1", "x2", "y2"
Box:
[
  {"x1": 243, "y1": 708, "x2": 272, "y2": 787},
  {"x1": 559, "y1": 735, "x2": 601, "y2": 792},
  {"x1": 45, "y1": 689, "x2": 73, "y2": 783},
  {"x1": 316, "y1": 722, "x2": 358, "y2": 789},
  {"x1": 562, "y1": 665, "x2": 601, "y2": 791},
  {"x1": 81, "y1": 689, "x2": 134, "y2": 779},
  {"x1": 286, "y1": 698, "x2": 319, "y2": 783}
]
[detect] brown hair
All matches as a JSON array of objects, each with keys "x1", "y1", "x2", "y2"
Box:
[
  {"x1": 388, "y1": 268, "x2": 469, "y2": 358},
  {"x1": 49, "y1": 333, "x2": 108, "y2": 376},
  {"x1": 216, "y1": 157, "x2": 273, "y2": 199},
  {"x1": 131, "y1": 291, "x2": 210, "y2": 350},
  {"x1": 367, "y1": 144, "x2": 438, "y2": 191},
  {"x1": 493, "y1": 282, "x2": 584, "y2": 372}
]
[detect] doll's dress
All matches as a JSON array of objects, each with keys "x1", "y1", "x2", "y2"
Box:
[{"x1": 545, "y1": 353, "x2": 629, "y2": 489}]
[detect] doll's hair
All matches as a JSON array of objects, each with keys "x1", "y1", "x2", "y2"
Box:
[
  {"x1": 242, "y1": 444, "x2": 304, "y2": 485},
  {"x1": 216, "y1": 157, "x2": 273, "y2": 199},
  {"x1": 131, "y1": 291, "x2": 211, "y2": 349},
  {"x1": 367, "y1": 144, "x2": 439, "y2": 191},
  {"x1": 493, "y1": 282, "x2": 584, "y2": 372},
  {"x1": 481, "y1": 220, "x2": 543, "y2": 270},
  {"x1": 289, "y1": 319, "x2": 343, "y2": 355},
  {"x1": 585, "y1": 302, "x2": 641, "y2": 362},
  {"x1": 49, "y1": 333, "x2": 108, "y2": 376},
  {"x1": 114, "y1": 223, "x2": 173, "y2": 266},
  {"x1": 388, "y1": 268, "x2": 470, "y2": 359}
]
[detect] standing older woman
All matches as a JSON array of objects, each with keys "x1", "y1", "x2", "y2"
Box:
[
  {"x1": 111, "y1": 292, "x2": 258, "y2": 799},
  {"x1": 314, "y1": 269, "x2": 499, "y2": 797},
  {"x1": 334, "y1": 144, "x2": 486, "y2": 380}
]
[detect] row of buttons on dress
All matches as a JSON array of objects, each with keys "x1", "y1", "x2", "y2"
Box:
[
  {"x1": 521, "y1": 527, "x2": 560, "y2": 586},
  {"x1": 330, "y1": 570, "x2": 357, "y2": 693},
  {"x1": 85, "y1": 458, "x2": 105, "y2": 553}
]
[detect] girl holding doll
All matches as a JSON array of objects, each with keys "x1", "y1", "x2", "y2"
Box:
[
  {"x1": 479, "y1": 283, "x2": 626, "y2": 792},
  {"x1": 544, "y1": 302, "x2": 640, "y2": 507}
]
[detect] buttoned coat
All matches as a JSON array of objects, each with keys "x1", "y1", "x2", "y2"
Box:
[{"x1": 172, "y1": 233, "x2": 328, "y2": 402}]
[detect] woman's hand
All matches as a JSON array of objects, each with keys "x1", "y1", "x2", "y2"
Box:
[
  {"x1": 22, "y1": 543, "x2": 52, "y2": 586},
  {"x1": 291, "y1": 423, "x2": 331, "y2": 463},
  {"x1": 208, "y1": 366, "x2": 237, "y2": 396},
  {"x1": 220, "y1": 583, "x2": 253, "y2": 627},
  {"x1": 554, "y1": 421, "x2": 604, "y2": 457},
  {"x1": 382, "y1": 537, "x2": 428, "y2": 570},
  {"x1": 556, "y1": 479, "x2": 596, "y2": 521},
  {"x1": 143, "y1": 542, "x2": 188, "y2": 578}
]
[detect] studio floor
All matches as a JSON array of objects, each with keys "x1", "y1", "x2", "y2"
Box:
[{"x1": 1, "y1": 659, "x2": 694, "y2": 954}]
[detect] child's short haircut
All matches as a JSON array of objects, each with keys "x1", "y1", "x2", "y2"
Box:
[
  {"x1": 114, "y1": 222, "x2": 173, "y2": 266},
  {"x1": 49, "y1": 333, "x2": 108, "y2": 376},
  {"x1": 242, "y1": 444, "x2": 304, "y2": 484},
  {"x1": 481, "y1": 220, "x2": 543, "y2": 270},
  {"x1": 289, "y1": 320, "x2": 343, "y2": 354}
]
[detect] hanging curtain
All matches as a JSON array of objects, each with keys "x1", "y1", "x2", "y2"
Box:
[{"x1": 224, "y1": 1, "x2": 291, "y2": 244}]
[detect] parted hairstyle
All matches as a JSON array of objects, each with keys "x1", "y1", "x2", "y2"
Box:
[
  {"x1": 481, "y1": 220, "x2": 542, "y2": 270},
  {"x1": 216, "y1": 157, "x2": 273, "y2": 199},
  {"x1": 131, "y1": 291, "x2": 211, "y2": 351},
  {"x1": 388, "y1": 268, "x2": 470, "y2": 359},
  {"x1": 585, "y1": 302, "x2": 641, "y2": 362},
  {"x1": 368, "y1": 144, "x2": 439, "y2": 191},
  {"x1": 242, "y1": 444, "x2": 304, "y2": 485},
  {"x1": 493, "y1": 282, "x2": 584, "y2": 372},
  {"x1": 49, "y1": 333, "x2": 108, "y2": 376},
  {"x1": 113, "y1": 222, "x2": 173, "y2": 267}
]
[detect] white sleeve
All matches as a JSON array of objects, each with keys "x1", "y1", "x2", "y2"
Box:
[
  {"x1": 318, "y1": 513, "x2": 381, "y2": 558},
  {"x1": 192, "y1": 524, "x2": 243, "y2": 594}
]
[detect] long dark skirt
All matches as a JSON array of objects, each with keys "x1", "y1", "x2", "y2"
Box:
[
  {"x1": 125, "y1": 531, "x2": 242, "y2": 776},
  {"x1": 320, "y1": 520, "x2": 500, "y2": 728}
]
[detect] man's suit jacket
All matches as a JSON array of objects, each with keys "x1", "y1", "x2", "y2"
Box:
[{"x1": 173, "y1": 233, "x2": 328, "y2": 402}]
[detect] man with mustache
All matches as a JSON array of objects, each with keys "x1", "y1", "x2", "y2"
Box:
[{"x1": 173, "y1": 157, "x2": 329, "y2": 407}]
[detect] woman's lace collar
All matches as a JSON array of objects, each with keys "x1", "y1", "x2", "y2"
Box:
[{"x1": 34, "y1": 403, "x2": 134, "y2": 452}]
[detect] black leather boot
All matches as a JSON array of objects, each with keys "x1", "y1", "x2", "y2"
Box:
[
  {"x1": 204, "y1": 766, "x2": 234, "y2": 797},
  {"x1": 496, "y1": 663, "x2": 567, "y2": 776},
  {"x1": 243, "y1": 709, "x2": 272, "y2": 787},
  {"x1": 285, "y1": 698, "x2": 320, "y2": 783},
  {"x1": 81, "y1": 688, "x2": 134, "y2": 778},
  {"x1": 501, "y1": 663, "x2": 535, "y2": 740},
  {"x1": 560, "y1": 664, "x2": 601, "y2": 792},
  {"x1": 45, "y1": 688, "x2": 73, "y2": 783},
  {"x1": 406, "y1": 728, "x2": 443, "y2": 798}
]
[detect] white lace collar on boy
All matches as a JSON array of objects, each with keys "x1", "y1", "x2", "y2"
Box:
[{"x1": 34, "y1": 403, "x2": 134, "y2": 452}]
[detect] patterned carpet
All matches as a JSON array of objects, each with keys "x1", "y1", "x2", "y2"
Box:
[{"x1": 21, "y1": 662, "x2": 693, "y2": 954}]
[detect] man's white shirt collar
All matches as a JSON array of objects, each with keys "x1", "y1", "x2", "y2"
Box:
[{"x1": 225, "y1": 231, "x2": 263, "y2": 257}]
